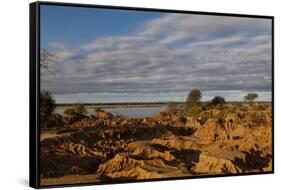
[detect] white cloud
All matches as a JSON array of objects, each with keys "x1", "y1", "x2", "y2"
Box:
[{"x1": 41, "y1": 13, "x2": 272, "y2": 97}]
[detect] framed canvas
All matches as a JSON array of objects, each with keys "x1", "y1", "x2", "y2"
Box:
[{"x1": 29, "y1": 1, "x2": 274, "y2": 188}]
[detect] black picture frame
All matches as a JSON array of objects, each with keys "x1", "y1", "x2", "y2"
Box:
[{"x1": 30, "y1": 1, "x2": 274, "y2": 189}]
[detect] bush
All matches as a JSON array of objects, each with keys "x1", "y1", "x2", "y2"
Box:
[
  {"x1": 64, "y1": 104, "x2": 87, "y2": 116},
  {"x1": 40, "y1": 91, "x2": 56, "y2": 119},
  {"x1": 186, "y1": 89, "x2": 202, "y2": 118},
  {"x1": 186, "y1": 106, "x2": 202, "y2": 118},
  {"x1": 64, "y1": 108, "x2": 76, "y2": 116},
  {"x1": 186, "y1": 89, "x2": 202, "y2": 103},
  {"x1": 211, "y1": 96, "x2": 226, "y2": 106}
]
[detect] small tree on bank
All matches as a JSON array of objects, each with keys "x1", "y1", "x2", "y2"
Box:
[
  {"x1": 244, "y1": 93, "x2": 258, "y2": 104},
  {"x1": 186, "y1": 89, "x2": 202, "y2": 118},
  {"x1": 40, "y1": 91, "x2": 56, "y2": 119}
]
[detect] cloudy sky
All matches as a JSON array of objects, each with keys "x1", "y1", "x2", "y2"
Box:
[{"x1": 40, "y1": 5, "x2": 272, "y2": 103}]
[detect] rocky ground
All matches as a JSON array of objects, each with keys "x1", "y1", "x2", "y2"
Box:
[{"x1": 40, "y1": 103, "x2": 272, "y2": 186}]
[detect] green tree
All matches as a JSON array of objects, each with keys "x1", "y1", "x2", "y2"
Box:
[
  {"x1": 40, "y1": 91, "x2": 56, "y2": 118},
  {"x1": 187, "y1": 89, "x2": 202, "y2": 103},
  {"x1": 211, "y1": 96, "x2": 226, "y2": 106},
  {"x1": 244, "y1": 93, "x2": 258, "y2": 103},
  {"x1": 186, "y1": 89, "x2": 202, "y2": 117}
]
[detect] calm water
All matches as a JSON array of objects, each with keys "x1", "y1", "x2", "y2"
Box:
[{"x1": 54, "y1": 106, "x2": 165, "y2": 118}]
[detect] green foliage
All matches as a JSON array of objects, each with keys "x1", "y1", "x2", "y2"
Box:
[
  {"x1": 64, "y1": 104, "x2": 87, "y2": 116},
  {"x1": 186, "y1": 89, "x2": 202, "y2": 118},
  {"x1": 244, "y1": 93, "x2": 258, "y2": 103},
  {"x1": 186, "y1": 106, "x2": 202, "y2": 118},
  {"x1": 64, "y1": 108, "x2": 76, "y2": 116},
  {"x1": 40, "y1": 91, "x2": 56, "y2": 119},
  {"x1": 211, "y1": 96, "x2": 226, "y2": 106},
  {"x1": 186, "y1": 89, "x2": 202, "y2": 103}
]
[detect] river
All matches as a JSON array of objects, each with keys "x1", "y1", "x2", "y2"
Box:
[{"x1": 54, "y1": 106, "x2": 166, "y2": 118}]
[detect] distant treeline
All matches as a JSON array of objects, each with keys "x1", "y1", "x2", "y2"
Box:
[{"x1": 56, "y1": 101, "x2": 271, "y2": 107}]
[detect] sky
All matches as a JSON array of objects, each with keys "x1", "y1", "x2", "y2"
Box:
[{"x1": 40, "y1": 5, "x2": 272, "y2": 103}]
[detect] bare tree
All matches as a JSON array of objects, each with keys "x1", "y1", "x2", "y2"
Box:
[{"x1": 40, "y1": 48, "x2": 56, "y2": 74}]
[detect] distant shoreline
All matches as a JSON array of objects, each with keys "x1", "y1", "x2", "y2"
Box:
[
  {"x1": 55, "y1": 103, "x2": 169, "y2": 109},
  {"x1": 55, "y1": 101, "x2": 271, "y2": 109}
]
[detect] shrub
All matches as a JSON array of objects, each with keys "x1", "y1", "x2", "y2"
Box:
[
  {"x1": 211, "y1": 96, "x2": 226, "y2": 106},
  {"x1": 186, "y1": 106, "x2": 202, "y2": 118},
  {"x1": 64, "y1": 108, "x2": 76, "y2": 116},
  {"x1": 40, "y1": 91, "x2": 56, "y2": 119},
  {"x1": 186, "y1": 89, "x2": 202, "y2": 103},
  {"x1": 186, "y1": 89, "x2": 202, "y2": 118},
  {"x1": 64, "y1": 104, "x2": 87, "y2": 116}
]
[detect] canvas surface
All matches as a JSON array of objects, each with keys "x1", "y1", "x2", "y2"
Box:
[{"x1": 35, "y1": 2, "x2": 273, "y2": 187}]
